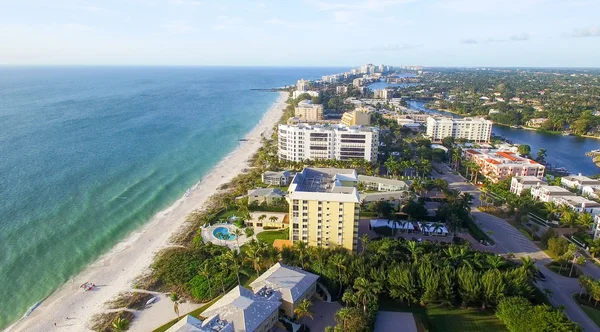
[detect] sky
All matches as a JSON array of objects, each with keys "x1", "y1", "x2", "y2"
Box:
[{"x1": 1, "y1": 0, "x2": 600, "y2": 67}]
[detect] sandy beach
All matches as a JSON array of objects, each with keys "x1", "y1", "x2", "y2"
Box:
[{"x1": 8, "y1": 91, "x2": 288, "y2": 332}]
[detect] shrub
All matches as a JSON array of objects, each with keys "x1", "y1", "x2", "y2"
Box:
[
  {"x1": 540, "y1": 228, "x2": 557, "y2": 247},
  {"x1": 547, "y1": 237, "x2": 569, "y2": 257},
  {"x1": 496, "y1": 296, "x2": 582, "y2": 332}
]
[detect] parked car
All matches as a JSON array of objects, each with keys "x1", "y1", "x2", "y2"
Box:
[{"x1": 535, "y1": 270, "x2": 546, "y2": 281}]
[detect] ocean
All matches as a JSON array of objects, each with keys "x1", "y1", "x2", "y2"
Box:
[{"x1": 0, "y1": 66, "x2": 346, "y2": 329}]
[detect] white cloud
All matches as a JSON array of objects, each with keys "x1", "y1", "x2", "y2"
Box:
[{"x1": 332, "y1": 11, "x2": 354, "y2": 23}]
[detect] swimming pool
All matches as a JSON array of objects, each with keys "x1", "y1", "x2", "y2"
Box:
[{"x1": 213, "y1": 226, "x2": 236, "y2": 240}]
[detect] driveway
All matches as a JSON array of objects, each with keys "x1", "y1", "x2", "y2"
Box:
[
  {"x1": 302, "y1": 300, "x2": 341, "y2": 331},
  {"x1": 435, "y1": 162, "x2": 600, "y2": 332}
]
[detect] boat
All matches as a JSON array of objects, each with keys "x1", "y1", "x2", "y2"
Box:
[
  {"x1": 562, "y1": 132, "x2": 571, "y2": 136},
  {"x1": 145, "y1": 297, "x2": 156, "y2": 306},
  {"x1": 586, "y1": 149, "x2": 600, "y2": 156}
]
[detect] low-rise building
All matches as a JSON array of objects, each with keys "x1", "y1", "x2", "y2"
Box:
[
  {"x1": 530, "y1": 185, "x2": 575, "y2": 203},
  {"x1": 373, "y1": 89, "x2": 393, "y2": 99},
  {"x1": 262, "y1": 170, "x2": 292, "y2": 186},
  {"x1": 200, "y1": 286, "x2": 281, "y2": 332},
  {"x1": 554, "y1": 196, "x2": 600, "y2": 215},
  {"x1": 292, "y1": 90, "x2": 320, "y2": 99},
  {"x1": 425, "y1": 116, "x2": 493, "y2": 142},
  {"x1": 463, "y1": 149, "x2": 545, "y2": 183},
  {"x1": 278, "y1": 123, "x2": 379, "y2": 162},
  {"x1": 510, "y1": 176, "x2": 545, "y2": 195},
  {"x1": 247, "y1": 188, "x2": 286, "y2": 205},
  {"x1": 250, "y1": 263, "x2": 319, "y2": 318},
  {"x1": 294, "y1": 99, "x2": 324, "y2": 121},
  {"x1": 526, "y1": 118, "x2": 548, "y2": 128},
  {"x1": 336, "y1": 86, "x2": 349, "y2": 94},
  {"x1": 341, "y1": 108, "x2": 371, "y2": 126},
  {"x1": 582, "y1": 185, "x2": 600, "y2": 200},
  {"x1": 358, "y1": 175, "x2": 410, "y2": 192},
  {"x1": 561, "y1": 174, "x2": 600, "y2": 191}
]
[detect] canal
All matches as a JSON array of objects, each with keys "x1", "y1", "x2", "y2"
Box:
[{"x1": 407, "y1": 100, "x2": 600, "y2": 176}]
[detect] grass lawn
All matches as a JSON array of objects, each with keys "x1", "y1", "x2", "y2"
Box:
[
  {"x1": 379, "y1": 297, "x2": 507, "y2": 332},
  {"x1": 256, "y1": 229, "x2": 289, "y2": 245},
  {"x1": 573, "y1": 294, "x2": 600, "y2": 328}
]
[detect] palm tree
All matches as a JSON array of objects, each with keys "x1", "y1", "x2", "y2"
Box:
[
  {"x1": 406, "y1": 240, "x2": 423, "y2": 263},
  {"x1": 112, "y1": 317, "x2": 129, "y2": 332},
  {"x1": 360, "y1": 234, "x2": 370, "y2": 255},
  {"x1": 560, "y1": 210, "x2": 579, "y2": 232},
  {"x1": 486, "y1": 255, "x2": 505, "y2": 269},
  {"x1": 578, "y1": 212, "x2": 594, "y2": 231},
  {"x1": 331, "y1": 254, "x2": 347, "y2": 298},
  {"x1": 294, "y1": 299, "x2": 314, "y2": 321},
  {"x1": 258, "y1": 214, "x2": 267, "y2": 226},
  {"x1": 519, "y1": 256, "x2": 539, "y2": 279},
  {"x1": 536, "y1": 148, "x2": 547, "y2": 163},
  {"x1": 544, "y1": 201, "x2": 561, "y2": 222},
  {"x1": 244, "y1": 227, "x2": 255, "y2": 239},
  {"x1": 590, "y1": 239, "x2": 600, "y2": 258},
  {"x1": 200, "y1": 261, "x2": 213, "y2": 298},
  {"x1": 269, "y1": 215, "x2": 279, "y2": 227},
  {"x1": 353, "y1": 277, "x2": 381, "y2": 313},
  {"x1": 225, "y1": 249, "x2": 243, "y2": 285},
  {"x1": 233, "y1": 228, "x2": 243, "y2": 249},
  {"x1": 245, "y1": 240, "x2": 264, "y2": 276},
  {"x1": 294, "y1": 241, "x2": 308, "y2": 268}
]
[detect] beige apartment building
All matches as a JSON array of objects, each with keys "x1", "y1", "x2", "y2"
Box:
[
  {"x1": 294, "y1": 100, "x2": 323, "y2": 121},
  {"x1": 464, "y1": 149, "x2": 545, "y2": 183},
  {"x1": 287, "y1": 168, "x2": 360, "y2": 251},
  {"x1": 341, "y1": 108, "x2": 371, "y2": 126}
]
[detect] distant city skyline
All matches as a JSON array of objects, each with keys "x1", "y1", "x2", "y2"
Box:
[{"x1": 1, "y1": 0, "x2": 600, "y2": 67}]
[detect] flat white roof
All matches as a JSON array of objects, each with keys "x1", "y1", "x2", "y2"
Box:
[{"x1": 370, "y1": 219, "x2": 414, "y2": 230}]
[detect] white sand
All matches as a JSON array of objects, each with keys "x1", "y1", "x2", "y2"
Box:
[{"x1": 8, "y1": 91, "x2": 288, "y2": 332}]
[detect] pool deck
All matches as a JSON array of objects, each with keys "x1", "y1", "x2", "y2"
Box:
[{"x1": 201, "y1": 223, "x2": 267, "y2": 250}]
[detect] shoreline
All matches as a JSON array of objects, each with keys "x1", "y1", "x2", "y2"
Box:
[{"x1": 7, "y1": 91, "x2": 288, "y2": 332}]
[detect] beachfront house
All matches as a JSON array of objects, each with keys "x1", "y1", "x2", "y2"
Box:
[
  {"x1": 554, "y1": 196, "x2": 600, "y2": 215},
  {"x1": 358, "y1": 175, "x2": 410, "y2": 192},
  {"x1": 200, "y1": 286, "x2": 281, "y2": 332},
  {"x1": 249, "y1": 263, "x2": 319, "y2": 318},
  {"x1": 246, "y1": 188, "x2": 286, "y2": 205},
  {"x1": 262, "y1": 170, "x2": 292, "y2": 186},
  {"x1": 168, "y1": 263, "x2": 319, "y2": 332}
]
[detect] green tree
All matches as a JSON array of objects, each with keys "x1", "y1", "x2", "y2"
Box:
[
  {"x1": 517, "y1": 144, "x2": 531, "y2": 157},
  {"x1": 388, "y1": 264, "x2": 418, "y2": 306},
  {"x1": 294, "y1": 299, "x2": 314, "y2": 321},
  {"x1": 353, "y1": 277, "x2": 381, "y2": 313}
]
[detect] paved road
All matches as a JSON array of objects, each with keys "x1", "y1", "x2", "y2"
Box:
[{"x1": 434, "y1": 163, "x2": 600, "y2": 332}]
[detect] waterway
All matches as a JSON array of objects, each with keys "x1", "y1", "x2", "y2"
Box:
[{"x1": 407, "y1": 100, "x2": 600, "y2": 176}]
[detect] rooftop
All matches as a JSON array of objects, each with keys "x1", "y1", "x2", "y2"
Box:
[
  {"x1": 201, "y1": 286, "x2": 281, "y2": 332},
  {"x1": 249, "y1": 262, "x2": 320, "y2": 304},
  {"x1": 288, "y1": 168, "x2": 360, "y2": 203},
  {"x1": 562, "y1": 175, "x2": 600, "y2": 184},
  {"x1": 358, "y1": 175, "x2": 410, "y2": 188},
  {"x1": 247, "y1": 188, "x2": 286, "y2": 197},
  {"x1": 556, "y1": 196, "x2": 600, "y2": 207},
  {"x1": 513, "y1": 176, "x2": 544, "y2": 184}
]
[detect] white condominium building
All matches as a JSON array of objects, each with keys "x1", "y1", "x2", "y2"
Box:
[
  {"x1": 278, "y1": 123, "x2": 379, "y2": 162},
  {"x1": 292, "y1": 90, "x2": 320, "y2": 99},
  {"x1": 426, "y1": 116, "x2": 493, "y2": 142},
  {"x1": 296, "y1": 79, "x2": 311, "y2": 91},
  {"x1": 373, "y1": 89, "x2": 393, "y2": 99},
  {"x1": 294, "y1": 100, "x2": 324, "y2": 121}
]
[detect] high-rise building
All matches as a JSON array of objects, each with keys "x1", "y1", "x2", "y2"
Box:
[
  {"x1": 287, "y1": 168, "x2": 360, "y2": 251},
  {"x1": 278, "y1": 123, "x2": 379, "y2": 162},
  {"x1": 294, "y1": 100, "x2": 323, "y2": 121},
  {"x1": 373, "y1": 89, "x2": 393, "y2": 99},
  {"x1": 425, "y1": 116, "x2": 492, "y2": 142},
  {"x1": 296, "y1": 79, "x2": 310, "y2": 91},
  {"x1": 336, "y1": 86, "x2": 349, "y2": 94},
  {"x1": 352, "y1": 78, "x2": 364, "y2": 87}
]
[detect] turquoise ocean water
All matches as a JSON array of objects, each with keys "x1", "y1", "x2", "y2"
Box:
[{"x1": 0, "y1": 66, "x2": 345, "y2": 329}]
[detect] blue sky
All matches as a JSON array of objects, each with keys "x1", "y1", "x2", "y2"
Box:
[{"x1": 1, "y1": 0, "x2": 599, "y2": 67}]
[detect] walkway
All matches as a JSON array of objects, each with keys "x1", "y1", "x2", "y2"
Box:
[{"x1": 435, "y1": 162, "x2": 600, "y2": 332}]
